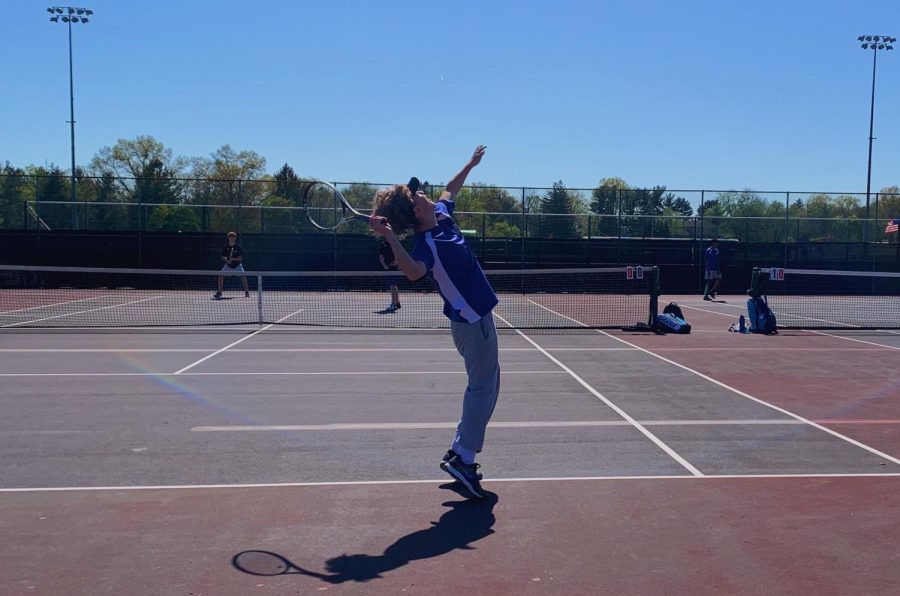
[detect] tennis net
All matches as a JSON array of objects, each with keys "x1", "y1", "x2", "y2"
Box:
[
  {"x1": 0, "y1": 265, "x2": 659, "y2": 330},
  {"x1": 751, "y1": 267, "x2": 900, "y2": 329}
]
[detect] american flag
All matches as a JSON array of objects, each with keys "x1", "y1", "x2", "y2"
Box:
[{"x1": 886, "y1": 218, "x2": 900, "y2": 234}]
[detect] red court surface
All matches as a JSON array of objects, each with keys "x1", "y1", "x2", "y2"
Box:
[
  {"x1": 1, "y1": 293, "x2": 899, "y2": 595},
  {"x1": 2, "y1": 477, "x2": 898, "y2": 595}
]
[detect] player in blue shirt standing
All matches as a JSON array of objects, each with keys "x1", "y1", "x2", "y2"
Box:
[
  {"x1": 369, "y1": 145, "x2": 496, "y2": 499},
  {"x1": 703, "y1": 238, "x2": 722, "y2": 301}
]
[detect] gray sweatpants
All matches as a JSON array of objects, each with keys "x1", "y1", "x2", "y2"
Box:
[{"x1": 450, "y1": 312, "x2": 501, "y2": 453}]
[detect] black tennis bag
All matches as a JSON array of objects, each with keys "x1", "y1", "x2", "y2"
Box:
[
  {"x1": 655, "y1": 302, "x2": 691, "y2": 334},
  {"x1": 748, "y1": 295, "x2": 778, "y2": 335}
]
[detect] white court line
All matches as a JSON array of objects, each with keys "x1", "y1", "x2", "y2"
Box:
[
  {"x1": 600, "y1": 335, "x2": 900, "y2": 465},
  {"x1": 0, "y1": 347, "x2": 637, "y2": 353},
  {"x1": 802, "y1": 329, "x2": 900, "y2": 351},
  {"x1": 1, "y1": 472, "x2": 898, "y2": 493},
  {"x1": 493, "y1": 312, "x2": 704, "y2": 477},
  {"x1": 652, "y1": 347, "x2": 894, "y2": 352},
  {"x1": 2, "y1": 296, "x2": 165, "y2": 328},
  {"x1": 0, "y1": 295, "x2": 110, "y2": 316},
  {"x1": 680, "y1": 302, "x2": 900, "y2": 350},
  {"x1": 0, "y1": 370, "x2": 566, "y2": 378},
  {"x1": 527, "y1": 299, "x2": 900, "y2": 467},
  {"x1": 679, "y1": 303, "x2": 743, "y2": 317},
  {"x1": 172, "y1": 308, "x2": 306, "y2": 374},
  {"x1": 681, "y1": 302, "x2": 900, "y2": 336},
  {"x1": 192, "y1": 419, "x2": 805, "y2": 432}
]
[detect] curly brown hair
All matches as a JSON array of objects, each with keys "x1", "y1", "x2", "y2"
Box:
[{"x1": 372, "y1": 184, "x2": 416, "y2": 235}]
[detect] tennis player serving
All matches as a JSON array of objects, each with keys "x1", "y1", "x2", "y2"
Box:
[{"x1": 369, "y1": 145, "x2": 497, "y2": 500}]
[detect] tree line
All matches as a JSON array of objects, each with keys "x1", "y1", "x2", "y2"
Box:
[{"x1": 1, "y1": 135, "x2": 898, "y2": 240}]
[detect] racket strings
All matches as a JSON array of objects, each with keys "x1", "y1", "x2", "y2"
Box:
[{"x1": 304, "y1": 182, "x2": 342, "y2": 229}]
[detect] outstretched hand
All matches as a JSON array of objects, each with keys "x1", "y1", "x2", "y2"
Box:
[{"x1": 469, "y1": 145, "x2": 486, "y2": 167}]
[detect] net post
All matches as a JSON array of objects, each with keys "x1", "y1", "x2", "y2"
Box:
[
  {"x1": 257, "y1": 274, "x2": 263, "y2": 327},
  {"x1": 648, "y1": 266, "x2": 660, "y2": 325},
  {"x1": 750, "y1": 267, "x2": 761, "y2": 298}
]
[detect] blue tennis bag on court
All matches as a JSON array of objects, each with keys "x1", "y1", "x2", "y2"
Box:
[
  {"x1": 746, "y1": 294, "x2": 778, "y2": 335},
  {"x1": 655, "y1": 302, "x2": 691, "y2": 334}
]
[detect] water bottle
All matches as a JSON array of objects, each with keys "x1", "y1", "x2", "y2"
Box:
[{"x1": 739, "y1": 315, "x2": 746, "y2": 333}]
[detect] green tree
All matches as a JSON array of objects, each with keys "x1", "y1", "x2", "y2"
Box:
[
  {"x1": 89, "y1": 172, "x2": 133, "y2": 230},
  {"x1": 274, "y1": 163, "x2": 302, "y2": 206},
  {"x1": 188, "y1": 145, "x2": 268, "y2": 232},
  {"x1": 146, "y1": 205, "x2": 201, "y2": 232},
  {"x1": 135, "y1": 158, "x2": 183, "y2": 205},
  {"x1": 877, "y1": 186, "x2": 900, "y2": 221},
  {"x1": 90, "y1": 135, "x2": 186, "y2": 195},
  {"x1": 590, "y1": 177, "x2": 628, "y2": 215},
  {"x1": 539, "y1": 181, "x2": 578, "y2": 238},
  {"x1": 32, "y1": 165, "x2": 70, "y2": 228},
  {"x1": 485, "y1": 220, "x2": 521, "y2": 238},
  {"x1": 662, "y1": 193, "x2": 693, "y2": 216},
  {"x1": 0, "y1": 163, "x2": 26, "y2": 229},
  {"x1": 455, "y1": 184, "x2": 519, "y2": 213}
]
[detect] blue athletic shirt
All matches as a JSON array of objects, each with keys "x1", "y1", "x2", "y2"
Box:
[
  {"x1": 705, "y1": 246, "x2": 720, "y2": 271},
  {"x1": 411, "y1": 198, "x2": 498, "y2": 323}
]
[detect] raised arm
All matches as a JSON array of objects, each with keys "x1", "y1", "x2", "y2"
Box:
[
  {"x1": 369, "y1": 217, "x2": 427, "y2": 281},
  {"x1": 441, "y1": 145, "x2": 486, "y2": 200}
]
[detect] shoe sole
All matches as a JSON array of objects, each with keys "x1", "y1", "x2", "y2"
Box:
[{"x1": 440, "y1": 461, "x2": 485, "y2": 499}]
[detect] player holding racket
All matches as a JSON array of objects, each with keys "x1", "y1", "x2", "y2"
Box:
[
  {"x1": 377, "y1": 238, "x2": 402, "y2": 313},
  {"x1": 214, "y1": 231, "x2": 250, "y2": 299},
  {"x1": 369, "y1": 145, "x2": 497, "y2": 500}
]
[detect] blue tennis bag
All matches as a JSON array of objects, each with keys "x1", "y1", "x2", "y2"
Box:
[
  {"x1": 746, "y1": 294, "x2": 778, "y2": 334},
  {"x1": 655, "y1": 302, "x2": 691, "y2": 334}
]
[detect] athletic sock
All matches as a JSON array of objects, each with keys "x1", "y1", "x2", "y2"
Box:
[{"x1": 450, "y1": 435, "x2": 477, "y2": 465}]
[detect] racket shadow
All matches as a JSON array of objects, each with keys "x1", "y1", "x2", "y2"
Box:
[{"x1": 231, "y1": 490, "x2": 498, "y2": 584}]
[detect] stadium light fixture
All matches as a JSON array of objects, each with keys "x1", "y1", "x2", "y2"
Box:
[
  {"x1": 858, "y1": 34, "x2": 896, "y2": 241},
  {"x1": 47, "y1": 6, "x2": 94, "y2": 227}
]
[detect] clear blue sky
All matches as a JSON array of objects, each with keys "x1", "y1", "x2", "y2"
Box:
[{"x1": 2, "y1": 0, "x2": 899, "y2": 193}]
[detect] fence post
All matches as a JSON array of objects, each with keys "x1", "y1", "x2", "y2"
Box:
[
  {"x1": 237, "y1": 180, "x2": 243, "y2": 232},
  {"x1": 481, "y1": 213, "x2": 486, "y2": 263},
  {"x1": 616, "y1": 189, "x2": 622, "y2": 265},
  {"x1": 698, "y1": 190, "x2": 705, "y2": 293},
  {"x1": 784, "y1": 192, "x2": 789, "y2": 268},
  {"x1": 520, "y1": 187, "x2": 526, "y2": 268},
  {"x1": 136, "y1": 181, "x2": 143, "y2": 268},
  {"x1": 257, "y1": 274, "x2": 264, "y2": 327},
  {"x1": 34, "y1": 177, "x2": 42, "y2": 264},
  {"x1": 873, "y1": 192, "x2": 879, "y2": 242}
]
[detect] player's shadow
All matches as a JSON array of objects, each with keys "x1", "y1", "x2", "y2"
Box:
[{"x1": 232, "y1": 486, "x2": 498, "y2": 584}]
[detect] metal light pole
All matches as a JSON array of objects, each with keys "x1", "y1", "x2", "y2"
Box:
[
  {"x1": 48, "y1": 6, "x2": 93, "y2": 227},
  {"x1": 858, "y1": 34, "x2": 895, "y2": 241}
]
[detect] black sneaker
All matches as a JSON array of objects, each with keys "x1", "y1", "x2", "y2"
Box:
[
  {"x1": 244, "y1": 290, "x2": 250, "y2": 298},
  {"x1": 441, "y1": 450, "x2": 483, "y2": 479},
  {"x1": 703, "y1": 295, "x2": 712, "y2": 301},
  {"x1": 213, "y1": 291, "x2": 223, "y2": 299},
  {"x1": 440, "y1": 456, "x2": 485, "y2": 500}
]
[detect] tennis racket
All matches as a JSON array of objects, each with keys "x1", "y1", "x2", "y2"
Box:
[
  {"x1": 232, "y1": 550, "x2": 317, "y2": 577},
  {"x1": 302, "y1": 180, "x2": 370, "y2": 231}
]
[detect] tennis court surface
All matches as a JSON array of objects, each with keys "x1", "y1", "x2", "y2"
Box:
[{"x1": 1, "y1": 268, "x2": 899, "y2": 594}]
